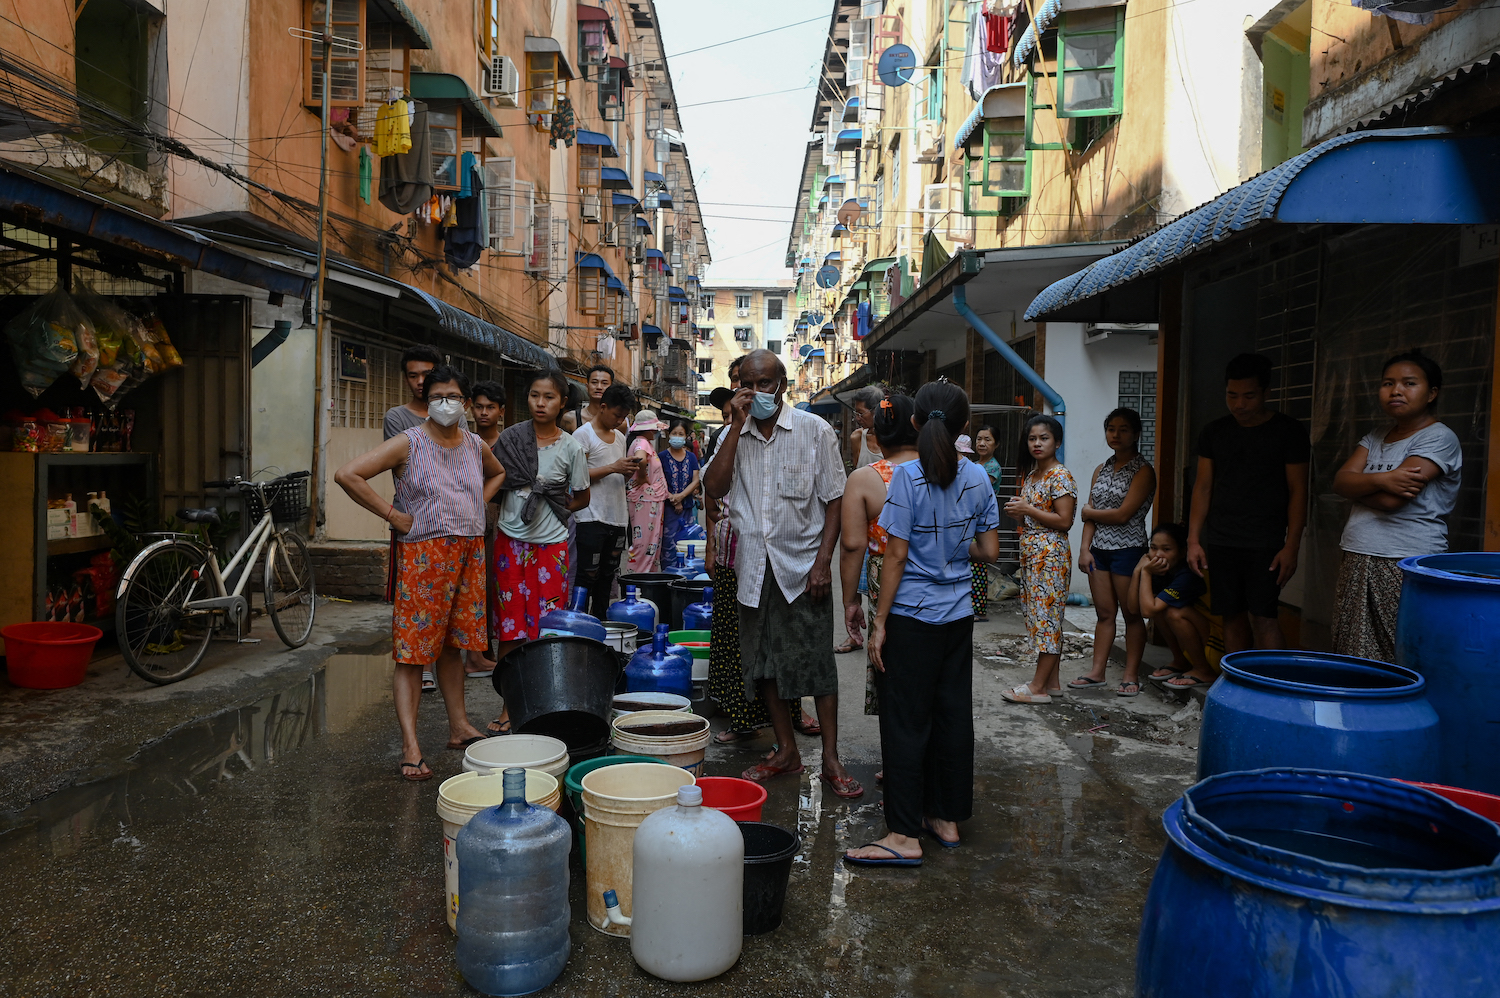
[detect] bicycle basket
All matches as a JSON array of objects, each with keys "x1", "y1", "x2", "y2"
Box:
[{"x1": 245, "y1": 476, "x2": 310, "y2": 525}]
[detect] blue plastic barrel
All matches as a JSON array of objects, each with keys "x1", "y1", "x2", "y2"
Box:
[
  {"x1": 1198, "y1": 650, "x2": 1440, "y2": 783},
  {"x1": 1396, "y1": 552, "x2": 1500, "y2": 794},
  {"x1": 455, "y1": 768, "x2": 572, "y2": 996},
  {"x1": 1138, "y1": 769, "x2": 1500, "y2": 998}
]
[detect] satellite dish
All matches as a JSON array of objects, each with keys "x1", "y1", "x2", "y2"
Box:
[
  {"x1": 799, "y1": 344, "x2": 815, "y2": 358},
  {"x1": 877, "y1": 44, "x2": 918, "y2": 87},
  {"x1": 816, "y1": 265, "x2": 840, "y2": 289},
  {"x1": 807, "y1": 311, "x2": 824, "y2": 324},
  {"x1": 836, "y1": 198, "x2": 862, "y2": 226}
]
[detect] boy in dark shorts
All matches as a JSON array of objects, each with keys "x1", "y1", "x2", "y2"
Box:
[{"x1": 1187, "y1": 353, "x2": 1309, "y2": 653}]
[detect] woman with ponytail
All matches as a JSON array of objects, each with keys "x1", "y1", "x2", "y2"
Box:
[
  {"x1": 846, "y1": 381, "x2": 999, "y2": 865},
  {"x1": 1001, "y1": 414, "x2": 1077, "y2": 705}
]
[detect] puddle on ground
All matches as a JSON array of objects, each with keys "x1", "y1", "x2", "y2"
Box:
[{"x1": 0, "y1": 651, "x2": 392, "y2": 858}]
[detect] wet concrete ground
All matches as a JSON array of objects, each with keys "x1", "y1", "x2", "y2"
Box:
[{"x1": 0, "y1": 594, "x2": 1199, "y2": 997}]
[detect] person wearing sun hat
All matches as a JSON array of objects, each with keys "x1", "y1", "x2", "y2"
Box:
[{"x1": 625, "y1": 408, "x2": 670, "y2": 572}]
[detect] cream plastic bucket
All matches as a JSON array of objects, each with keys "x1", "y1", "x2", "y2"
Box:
[
  {"x1": 461, "y1": 733, "x2": 570, "y2": 779},
  {"x1": 610, "y1": 710, "x2": 712, "y2": 776},
  {"x1": 436, "y1": 769, "x2": 561, "y2": 932},
  {"x1": 580, "y1": 762, "x2": 696, "y2": 936},
  {"x1": 610, "y1": 692, "x2": 692, "y2": 721}
]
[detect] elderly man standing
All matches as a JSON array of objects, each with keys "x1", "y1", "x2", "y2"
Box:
[{"x1": 704, "y1": 349, "x2": 863, "y2": 798}]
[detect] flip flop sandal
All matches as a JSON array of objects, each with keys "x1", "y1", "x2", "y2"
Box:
[
  {"x1": 1067, "y1": 676, "x2": 1108, "y2": 689},
  {"x1": 1116, "y1": 681, "x2": 1142, "y2": 698},
  {"x1": 1148, "y1": 669, "x2": 1186, "y2": 682},
  {"x1": 741, "y1": 760, "x2": 806, "y2": 783},
  {"x1": 447, "y1": 734, "x2": 490, "y2": 750},
  {"x1": 1001, "y1": 684, "x2": 1052, "y2": 704},
  {"x1": 1164, "y1": 675, "x2": 1212, "y2": 690},
  {"x1": 421, "y1": 671, "x2": 437, "y2": 693},
  {"x1": 921, "y1": 819, "x2": 960, "y2": 849},
  {"x1": 714, "y1": 728, "x2": 761, "y2": 745},
  {"x1": 465, "y1": 669, "x2": 494, "y2": 679},
  {"x1": 400, "y1": 760, "x2": 433, "y2": 782},
  {"x1": 820, "y1": 772, "x2": 865, "y2": 799},
  {"x1": 793, "y1": 718, "x2": 823, "y2": 736},
  {"x1": 486, "y1": 717, "x2": 513, "y2": 736},
  {"x1": 833, "y1": 640, "x2": 864, "y2": 654},
  {"x1": 844, "y1": 843, "x2": 922, "y2": 867}
]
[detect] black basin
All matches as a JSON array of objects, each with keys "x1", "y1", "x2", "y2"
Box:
[{"x1": 493, "y1": 635, "x2": 622, "y2": 750}]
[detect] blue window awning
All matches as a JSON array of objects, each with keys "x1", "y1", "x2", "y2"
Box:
[
  {"x1": 657, "y1": 193, "x2": 674, "y2": 208},
  {"x1": 823, "y1": 174, "x2": 843, "y2": 187},
  {"x1": 606, "y1": 275, "x2": 625, "y2": 291},
  {"x1": 684, "y1": 275, "x2": 699, "y2": 285},
  {"x1": 835, "y1": 128, "x2": 862, "y2": 151},
  {"x1": 576, "y1": 129, "x2": 618, "y2": 157},
  {"x1": 825, "y1": 251, "x2": 841, "y2": 262},
  {"x1": 1010, "y1": 0, "x2": 1061, "y2": 67},
  {"x1": 645, "y1": 248, "x2": 665, "y2": 259},
  {"x1": 643, "y1": 170, "x2": 664, "y2": 184},
  {"x1": 575, "y1": 251, "x2": 618, "y2": 281},
  {"x1": 818, "y1": 194, "x2": 829, "y2": 206},
  {"x1": 635, "y1": 217, "x2": 652, "y2": 233},
  {"x1": 1025, "y1": 127, "x2": 1500, "y2": 323},
  {"x1": 668, "y1": 286, "x2": 689, "y2": 302},
  {"x1": 843, "y1": 97, "x2": 860, "y2": 122},
  {"x1": 600, "y1": 167, "x2": 633, "y2": 190},
  {"x1": 0, "y1": 161, "x2": 310, "y2": 299},
  {"x1": 642, "y1": 323, "x2": 664, "y2": 338},
  {"x1": 612, "y1": 192, "x2": 640, "y2": 207}
]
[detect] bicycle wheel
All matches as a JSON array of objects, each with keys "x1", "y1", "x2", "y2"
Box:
[
  {"x1": 265, "y1": 529, "x2": 316, "y2": 648},
  {"x1": 116, "y1": 539, "x2": 216, "y2": 685}
]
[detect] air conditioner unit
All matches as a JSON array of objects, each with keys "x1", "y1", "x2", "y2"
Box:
[
  {"x1": 581, "y1": 194, "x2": 601, "y2": 221},
  {"x1": 1085, "y1": 322, "x2": 1159, "y2": 344},
  {"x1": 915, "y1": 119, "x2": 944, "y2": 163},
  {"x1": 487, "y1": 56, "x2": 521, "y2": 107}
]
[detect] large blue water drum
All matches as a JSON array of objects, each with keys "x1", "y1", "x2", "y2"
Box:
[
  {"x1": 1199, "y1": 650, "x2": 1440, "y2": 782},
  {"x1": 1138, "y1": 769, "x2": 1500, "y2": 998},
  {"x1": 1396, "y1": 553, "x2": 1500, "y2": 794}
]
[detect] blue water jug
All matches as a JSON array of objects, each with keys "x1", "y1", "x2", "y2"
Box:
[
  {"x1": 606, "y1": 586, "x2": 657, "y2": 636},
  {"x1": 625, "y1": 625, "x2": 693, "y2": 698},
  {"x1": 540, "y1": 586, "x2": 606, "y2": 642},
  {"x1": 679, "y1": 521, "x2": 707, "y2": 542},
  {"x1": 682, "y1": 586, "x2": 713, "y2": 631},
  {"x1": 680, "y1": 544, "x2": 706, "y2": 579},
  {"x1": 455, "y1": 768, "x2": 572, "y2": 996}
]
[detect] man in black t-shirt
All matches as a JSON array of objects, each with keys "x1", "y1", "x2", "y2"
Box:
[{"x1": 1187, "y1": 353, "x2": 1310, "y2": 654}]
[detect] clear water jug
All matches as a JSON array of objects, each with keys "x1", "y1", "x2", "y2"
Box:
[
  {"x1": 539, "y1": 586, "x2": 606, "y2": 642},
  {"x1": 606, "y1": 586, "x2": 657, "y2": 636},
  {"x1": 682, "y1": 586, "x2": 713, "y2": 631},
  {"x1": 455, "y1": 768, "x2": 573, "y2": 996},
  {"x1": 624, "y1": 625, "x2": 692, "y2": 698},
  {"x1": 603, "y1": 784, "x2": 744, "y2": 981}
]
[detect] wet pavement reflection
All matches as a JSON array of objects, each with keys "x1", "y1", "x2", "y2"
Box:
[{"x1": 0, "y1": 642, "x2": 1195, "y2": 997}]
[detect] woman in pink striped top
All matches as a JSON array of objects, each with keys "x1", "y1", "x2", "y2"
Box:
[{"x1": 336, "y1": 366, "x2": 505, "y2": 781}]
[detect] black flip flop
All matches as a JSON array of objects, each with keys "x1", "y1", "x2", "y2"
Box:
[
  {"x1": 400, "y1": 759, "x2": 432, "y2": 782},
  {"x1": 448, "y1": 734, "x2": 490, "y2": 750},
  {"x1": 844, "y1": 843, "x2": 922, "y2": 867},
  {"x1": 485, "y1": 717, "x2": 512, "y2": 736}
]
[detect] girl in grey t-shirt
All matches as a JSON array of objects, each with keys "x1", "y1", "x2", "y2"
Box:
[{"x1": 1332, "y1": 350, "x2": 1462, "y2": 661}]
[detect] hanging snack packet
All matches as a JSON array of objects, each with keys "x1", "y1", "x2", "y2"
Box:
[{"x1": 3, "y1": 282, "x2": 86, "y2": 397}]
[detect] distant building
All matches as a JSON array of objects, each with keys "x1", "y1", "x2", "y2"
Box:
[{"x1": 695, "y1": 279, "x2": 794, "y2": 422}]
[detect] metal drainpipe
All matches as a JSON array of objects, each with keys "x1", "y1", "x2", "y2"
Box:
[{"x1": 951, "y1": 283, "x2": 1066, "y2": 462}]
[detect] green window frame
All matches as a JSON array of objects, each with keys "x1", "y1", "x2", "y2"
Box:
[
  {"x1": 1026, "y1": 71, "x2": 1070, "y2": 151},
  {"x1": 1057, "y1": 8, "x2": 1124, "y2": 118},
  {"x1": 923, "y1": 68, "x2": 943, "y2": 122},
  {"x1": 963, "y1": 119, "x2": 1028, "y2": 216}
]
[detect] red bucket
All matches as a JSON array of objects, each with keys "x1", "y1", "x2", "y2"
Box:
[
  {"x1": 697, "y1": 776, "x2": 768, "y2": 822},
  {"x1": 2, "y1": 622, "x2": 103, "y2": 689},
  {"x1": 1400, "y1": 781, "x2": 1500, "y2": 823}
]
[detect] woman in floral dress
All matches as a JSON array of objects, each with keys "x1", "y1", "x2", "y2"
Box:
[
  {"x1": 625, "y1": 409, "x2": 668, "y2": 572},
  {"x1": 1002, "y1": 415, "x2": 1077, "y2": 705}
]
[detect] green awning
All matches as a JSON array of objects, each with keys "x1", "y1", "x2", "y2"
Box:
[
  {"x1": 409, "y1": 73, "x2": 502, "y2": 138},
  {"x1": 369, "y1": 0, "x2": 432, "y2": 49},
  {"x1": 861, "y1": 256, "x2": 898, "y2": 275}
]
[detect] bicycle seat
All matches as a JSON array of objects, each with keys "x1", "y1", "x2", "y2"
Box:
[{"x1": 177, "y1": 507, "x2": 221, "y2": 524}]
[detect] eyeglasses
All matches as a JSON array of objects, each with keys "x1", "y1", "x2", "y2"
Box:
[{"x1": 429, "y1": 394, "x2": 466, "y2": 403}]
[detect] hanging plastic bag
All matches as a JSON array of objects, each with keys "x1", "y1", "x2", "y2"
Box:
[
  {"x1": 69, "y1": 322, "x2": 99, "y2": 387},
  {"x1": 72, "y1": 282, "x2": 153, "y2": 408},
  {"x1": 133, "y1": 306, "x2": 183, "y2": 369},
  {"x1": 3, "y1": 282, "x2": 86, "y2": 397}
]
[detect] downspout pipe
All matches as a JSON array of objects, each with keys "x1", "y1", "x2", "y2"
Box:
[{"x1": 951, "y1": 283, "x2": 1066, "y2": 461}]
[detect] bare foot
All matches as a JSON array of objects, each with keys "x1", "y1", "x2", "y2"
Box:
[
  {"x1": 924, "y1": 816, "x2": 960, "y2": 844},
  {"x1": 845, "y1": 832, "x2": 921, "y2": 862},
  {"x1": 446, "y1": 720, "x2": 489, "y2": 748}
]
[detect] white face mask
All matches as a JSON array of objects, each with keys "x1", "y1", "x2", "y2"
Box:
[
  {"x1": 668, "y1": 436, "x2": 687, "y2": 449},
  {"x1": 428, "y1": 398, "x2": 465, "y2": 426}
]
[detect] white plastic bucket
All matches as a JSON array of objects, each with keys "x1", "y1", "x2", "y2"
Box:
[
  {"x1": 602, "y1": 621, "x2": 639, "y2": 657},
  {"x1": 461, "y1": 733, "x2": 569, "y2": 779},
  {"x1": 580, "y1": 762, "x2": 696, "y2": 936},
  {"x1": 436, "y1": 769, "x2": 561, "y2": 932},
  {"x1": 610, "y1": 710, "x2": 711, "y2": 777},
  {"x1": 610, "y1": 692, "x2": 692, "y2": 721}
]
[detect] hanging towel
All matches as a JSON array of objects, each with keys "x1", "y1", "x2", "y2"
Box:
[
  {"x1": 374, "y1": 98, "x2": 412, "y2": 157},
  {"x1": 358, "y1": 146, "x2": 373, "y2": 204},
  {"x1": 378, "y1": 100, "x2": 433, "y2": 214},
  {"x1": 458, "y1": 151, "x2": 475, "y2": 199},
  {"x1": 983, "y1": 11, "x2": 1008, "y2": 53}
]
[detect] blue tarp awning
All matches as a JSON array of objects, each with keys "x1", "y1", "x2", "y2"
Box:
[
  {"x1": 0, "y1": 162, "x2": 311, "y2": 298},
  {"x1": 1026, "y1": 127, "x2": 1500, "y2": 323},
  {"x1": 575, "y1": 251, "x2": 618, "y2": 281},
  {"x1": 645, "y1": 248, "x2": 665, "y2": 259},
  {"x1": 825, "y1": 251, "x2": 841, "y2": 262},
  {"x1": 606, "y1": 276, "x2": 625, "y2": 291},
  {"x1": 612, "y1": 193, "x2": 640, "y2": 207},
  {"x1": 576, "y1": 129, "x2": 618, "y2": 156},
  {"x1": 600, "y1": 167, "x2": 632, "y2": 190},
  {"x1": 643, "y1": 170, "x2": 664, "y2": 183},
  {"x1": 823, "y1": 174, "x2": 843, "y2": 187},
  {"x1": 668, "y1": 286, "x2": 689, "y2": 302},
  {"x1": 835, "y1": 128, "x2": 862, "y2": 151},
  {"x1": 635, "y1": 217, "x2": 652, "y2": 232},
  {"x1": 642, "y1": 323, "x2": 663, "y2": 338}
]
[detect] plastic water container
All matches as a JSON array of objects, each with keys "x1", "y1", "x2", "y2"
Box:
[
  {"x1": 624, "y1": 626, "x2": 692, "y2": 699},
  {"x1": 455, "y1": 769, "x2": 572, "y2": 996},
  {"x1": 463, "y1": 734, "x2": 570, "y2": 779},
  {"x1": 679, "y1": 544, "x2": 706, "y2": 579},
  {"x1": 610, "y1": 709, "x2": 712, "y2": 776},
  {"x1": 581, "y1": 762, "x2": 696, "y2": 936},
  {"x1": 606, "y1": 586, "x2": 658, "y2": 636},
  {"x1": 682, "y1": 587, "x2": 713, "y2": 631},
  {"x1": 604, "y1": 785, "x2": 743, "y2": 981},
  {"x1": 610, "y1": 691, "x2": 693, "y2": 721},
  {"x1": 539, "y1": 586, "x2": 606, "y2": 642},
  {"x1": 437, "y1": 771, "x2": 561, "y2": 933}
]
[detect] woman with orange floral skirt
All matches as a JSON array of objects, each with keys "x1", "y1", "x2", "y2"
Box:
[{"x1": 335, "y1": 365, "x2": 505, "y2": 780}]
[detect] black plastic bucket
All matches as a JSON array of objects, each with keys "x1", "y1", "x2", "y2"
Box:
[
  {"x1": 738, "y1": 821, "x2": 799, "y2": 934},
  {"x1": 667, "y1": 578, "x2": 713, "y2": 631}
]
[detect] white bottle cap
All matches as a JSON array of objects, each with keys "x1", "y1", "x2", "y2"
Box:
[{"x1": 676, "y1": 785, "x2": 703, "y2": 806}]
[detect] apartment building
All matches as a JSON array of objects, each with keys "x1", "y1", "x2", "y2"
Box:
[{"x1": 692, "y1": 279, "x2": 794, "y2": 420}]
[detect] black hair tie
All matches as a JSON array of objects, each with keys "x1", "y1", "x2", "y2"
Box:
[{"x1": 928, "y1": 409, "x2": 946, "y2": 421}]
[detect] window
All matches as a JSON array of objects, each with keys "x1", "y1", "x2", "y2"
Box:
[
  {"x1": 578, "y1": 146, "x2": 601, "y2": 191},
  {"x1": 766, "y1": 297, "x2": 783, "y2": 321},
  {"x1": 735, "y1": 294, "x2": 751, "y2": 310},
  {"x1": 75, "y1": 0, "x2": 158, "y2": 170},
  {"x1": 303, "y1": 0, "x2": 365, "y2": 110},
  {"x1": 767, "y1": 339, "x2": 782, "y2": 354},
  {"x1": 1058, "y1": 8, "x2": 1124, "y2": 117},
  {"x1": 597, "y1": 67, "x2": 624, "y2": 121},
  {"x1": 922, "y1": 67, "x2": 943, "y2": 121},
  {"x1": 428, "y1": 109, "x2": 459, "y2": 189},
  {"x1": 890, "y1": 156, "x2": 900, "y2": 208},
  {"x1": 485, "y1": 158, "x2": 514, "y2": 247},
  {"x1": 527, "y1": 51, "x2": 563, "y2": 127},
  {"x1": 733, "y1": 326, "x2": 752, "y2": 342},
  {"x1": 697, "y1": 358, "x2": 713, "y2": 374},
  {"x1": 873, "y1": 175, "x2": 885, "y2": 227},
  {"x1": 1117, "y1": 371, "x2": 1157, "y2": 462}
]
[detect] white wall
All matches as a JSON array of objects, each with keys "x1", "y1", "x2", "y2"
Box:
[
  {"x1": 1043, "y1": 322, "x2": 1158, "y2": 593},
  {"x1": 167, "y1": 0, "x2": 251, "y2": 218}
]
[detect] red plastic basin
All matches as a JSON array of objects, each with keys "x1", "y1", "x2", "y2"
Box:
[
  {"x1": 697, "y1": 776, "x2": 767, "y2": 822},
  {"x1": 1400, "y1": 780, "x2": 1500, "y2": 823},
  {"x1": 2, "y1": 622, "x2": 102, "y2": 689}
]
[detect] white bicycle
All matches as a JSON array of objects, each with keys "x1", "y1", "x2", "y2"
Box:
[{"x1": 115, "y1": 471, "x2": 317, "y2": 685}]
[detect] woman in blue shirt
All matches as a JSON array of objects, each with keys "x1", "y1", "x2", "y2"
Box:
[
  {"x1": 845, "y1": 381, "x2": 1000, "y2": 866},
  {"x1": 658, "y1": 419, "x2": 701, "y2": 569}
]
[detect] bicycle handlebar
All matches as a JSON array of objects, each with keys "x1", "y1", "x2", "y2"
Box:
[{"x1": 202, "y1": 471, "x2": 311, "y2": 490}]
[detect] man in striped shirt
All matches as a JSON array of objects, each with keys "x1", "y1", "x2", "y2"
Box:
[{"x1": 704, "y1": 350, "x2": 863, "y2": 799}]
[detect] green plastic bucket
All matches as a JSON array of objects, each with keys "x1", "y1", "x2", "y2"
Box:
[
  {"x1": 564, "y1": 753, "x2": 660, "y2": 860},
  {"x1": 668, "y1": 630, "x2": 711, "y2": 663}
]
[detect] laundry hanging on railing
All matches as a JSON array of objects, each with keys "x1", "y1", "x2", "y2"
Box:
[
  {"x1": 378, "y1": 100, "x2": 433, "y2": 214},
  {"x1": 443, "y1": 159, "x2": 487, "y2": 269}
]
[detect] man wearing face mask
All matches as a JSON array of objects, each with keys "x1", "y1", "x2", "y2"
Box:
[{"x1": 703, "y1": 349, "x2": 862, "y2": 798}]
